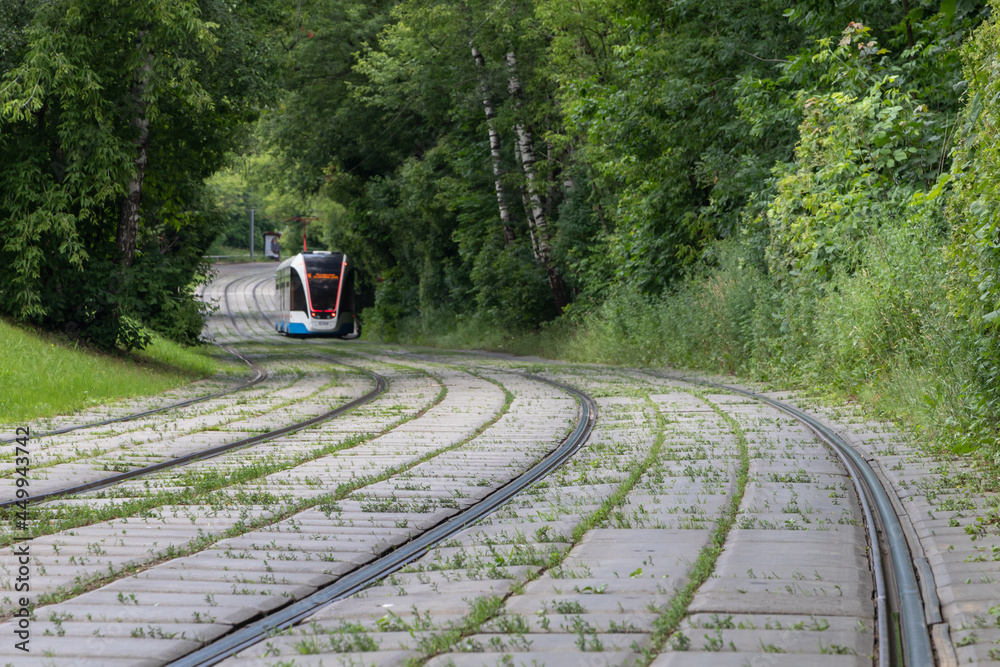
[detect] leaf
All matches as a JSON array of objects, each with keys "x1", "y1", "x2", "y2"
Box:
[{"x1": 940, "y1": 0, "x2": 957, "y2": 27}]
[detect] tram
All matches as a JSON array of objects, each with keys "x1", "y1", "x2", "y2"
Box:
[{"x1": 274, "y1": 251, "x2": 359, "y2": 338}]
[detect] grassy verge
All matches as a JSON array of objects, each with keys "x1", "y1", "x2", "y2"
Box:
[{"x1": 0, "y1": 318, "x2": 222, "y2": 425}]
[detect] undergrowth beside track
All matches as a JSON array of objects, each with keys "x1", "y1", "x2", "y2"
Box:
[{"x1": 369, "y1": 217, "x2": 993, "y2": 474}]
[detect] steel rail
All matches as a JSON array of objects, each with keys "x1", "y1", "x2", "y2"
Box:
[
  {"x1": 232, "y1": 271, "x2": 283, "y2": 340},
  {"x1": 220, "y1": 270, "x2": 250, "y2": 339},
  {"x1": 1, "y1": 269, "x2": 273, "y2": 446},
  {"x1": 250, "y1": 274, "x2": 276, "y2": 329},
  {"x1": 649, "y1": 370, "x2": 933, "y2": 667},
  {"x1": 820, "y1": 420, "x2": 891, "y2": 665},
  {"x1": 0, "y1": 345, "x2": 266, "y2": 445},
  {"x1": 166, "y1": 372, "x2": 597, "y2": 667},
  {"x1": 0, "y1": 360, "x2": 388, "y2": 510}
]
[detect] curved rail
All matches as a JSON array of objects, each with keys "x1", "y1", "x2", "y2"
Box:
[
  {"x1": 0, "y1": 346, "x2": 267, "y2": 445},
  {"x1": 2, "y1": 268, "x2": 276, "y2": 446},
  {"x1": 250, "y1": 274, "x2": 276, "y2": 329},
  {"x1": 649, "y1": 370, "x2": 934, "y2": 667},
  {"x1": 166, "y1": 372, "x2": 597, "y2": 667},
  {"x1": 1, "y1": 359, "x2": 388, "y2": 510},
  {"x1": 220, "y1": 270, "x2": 248, "y2": 339}
]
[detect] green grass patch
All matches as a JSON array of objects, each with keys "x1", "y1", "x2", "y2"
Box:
[
  {"x1": 133, "y1": 334, "x2": 221, "y2": 377},
  {"x1": 0, "y1": 318, "x2": 222, "y2": 425}
]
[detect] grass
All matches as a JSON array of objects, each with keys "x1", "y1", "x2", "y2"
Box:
[
  {"x1": 0, "y1": 318, "x2": 222, "y2": 425},
  {"x1": 640, "y1": 391, "x2": 750, "y2": 664},
  {"x1": 204, "y1": 243, "x2": 278, "y2": 264},
  {"x1": 373, "y1": 219, "x2": 987, "y2": 466}
]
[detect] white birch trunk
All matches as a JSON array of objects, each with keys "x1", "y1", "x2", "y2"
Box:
[
  {"x1": 513, "y1": 141, "x2": 541, "y2": 260},
  {"x1": 472, "y1": 46, "x2": 515, "y2": 246},
  {"x1": 506, "y1": 51, "x2": 568, "y2": 312}
]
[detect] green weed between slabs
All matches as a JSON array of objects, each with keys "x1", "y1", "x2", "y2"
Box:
[
  {"x1": 391, "y1": 386, "x2": 677, "y2": 665},
  {"x1": 640, "y1": 391, "x2": 751, "y2": 664},
  {"x1": 0, "y1": 318, "x2": 221, "y2": 425},
  {"x1": 0, "y1": 366, "x2": 517, "y2": 618}
]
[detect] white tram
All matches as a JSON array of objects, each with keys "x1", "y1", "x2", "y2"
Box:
[{"x1": 274, "y1": 251, "x2": 359, "y2": 338}]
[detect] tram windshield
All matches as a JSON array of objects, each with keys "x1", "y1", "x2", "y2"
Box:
[{"x1": 304, "y1": 253, "x2": 342, "y2": 311}]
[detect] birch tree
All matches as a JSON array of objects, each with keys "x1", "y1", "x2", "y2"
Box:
[
  {"x1": 472, "y1": 45, "x2": 515, "y2": 246},
  {"x1": 506, "y1": 50, "x2": 568, "y2": 312}
]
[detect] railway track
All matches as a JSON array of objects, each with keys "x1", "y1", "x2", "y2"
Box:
[
  {"x1": 0, "y1": 346, "x2": 266, "y2": 446},
  {"x1": 0, "y1": 262, "x2": 967, "y2": 666},
  {"x1": 0, "y1": 358, "x2": 387, "y2": 510},
  {"x1": 169, "y1": 374, "x2": 596, "y2": 667},
  {"x1": 186, "y1": 266, "x2": 940, "y2": 665},
  {"x1": 646, "y1": 371, "x2": 939, "y2": 667}
]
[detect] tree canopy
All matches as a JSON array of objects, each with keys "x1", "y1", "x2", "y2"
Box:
[
  {"x1": 5, "y1": 0, "x2": 1000, "y2": 458},
  {"x1": 0, "y1": 0, "x2": 284, "y2": 347}
]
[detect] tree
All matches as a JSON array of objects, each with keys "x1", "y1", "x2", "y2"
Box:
[{"x1": 0, "y1": 0, "x2": 283, "y2": 348}]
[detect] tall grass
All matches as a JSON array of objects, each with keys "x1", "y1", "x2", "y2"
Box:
[
  {"x1": 562, "y1": 242, "x2": 770, "y2": 372},
  {"x1": 386, "y1": 216, "x2": 980, "y2": 449},
  {"x1": 558, "y1": 219, "x2": 979, "y2": 443},
  {"x1": 0, "y1": 320, "x2": 220, "y2": 425}
]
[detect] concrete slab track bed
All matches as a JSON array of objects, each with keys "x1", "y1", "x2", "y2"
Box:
[{"x1": 0, "y1": 263, "x2": 996, "y2": 666}]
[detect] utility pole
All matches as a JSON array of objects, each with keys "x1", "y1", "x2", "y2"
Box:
[
  {"x1": 249, "y1": 209, "x2": 255, "y2": 261},
  {"x1": 283, "y1": 216, "x2": 319, "y2": 253}
]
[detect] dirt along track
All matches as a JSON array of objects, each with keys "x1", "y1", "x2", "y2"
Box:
[{"x1": 4, "y1": 263, "x2": 1000, "y2": 666}]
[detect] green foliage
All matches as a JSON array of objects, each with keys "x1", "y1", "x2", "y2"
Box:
[
  {"x1": 0, "y1": 0, "x2": 31, "y2": 74},
  {"x1": 258, "y1": 0, "x2": 583, "y2": 334},
  {"x1": 550, "y1": 211, "x2": 977, "y2": 449},
  {"x1": 807, "y1": 210, "x2": 963, "y2": 392},
  {"x1": 204, "y1": 160, "x2": 281, "y2": 252},
  {"x1": 362, "y1": 267, "x2": 418, "y2": 342},
  {"x1": 0, "y1": 318, "x2": 218, "y2": 424},
  {"x1": 470, "y1": 241, "x2": 558, "y2": 329},
  {"x1": 945, "y1": 0, "x2": 1000, "y2": 448},
  {"x1": 394, "y1": 10, "x2": 994, "y2": 459},
  {"x1": 0, "y1": 0, "x2": 283, "y2": 349},
  {"x1": 764, "y1": 23, "x2": 952, "y2": 286},
  {"x1": 546, "y1": 0, "x2": 874, "y2": 293},
  {"x1": 565, "y1": 240, "x2": 771, "y2": 372}
]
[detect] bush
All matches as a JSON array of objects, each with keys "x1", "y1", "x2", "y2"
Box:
[
  {"x1": 565, "y1": 240, "x2": 771, "y2": 372},
  {"x1": 945, "y1": 0, "x2": 1000, "y2": 450}
]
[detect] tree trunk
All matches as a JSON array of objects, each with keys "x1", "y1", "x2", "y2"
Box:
[
  {"x1": 117, "y1": 33, "x2": 152, "y2": 268},
  {"x1": 513, "y1": 141, "x2": 541, "y2": 261},
  {"x1": 901, "y1": 0, "x2": 915, "y2": 50},
  {"x1": 506, "y1": 51, "x2": 568, "y2": 313},
  {"x1": 471, "y1": 46, "x2": 515, "y2": 246}
]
